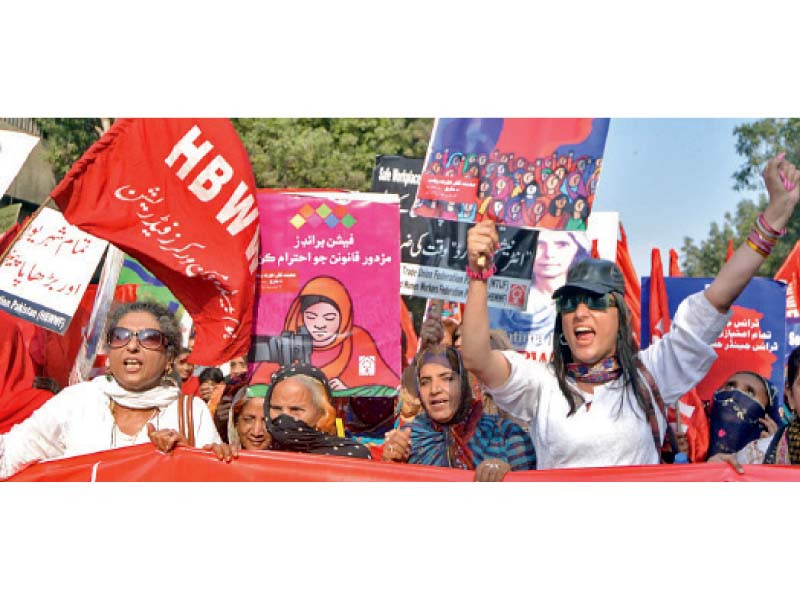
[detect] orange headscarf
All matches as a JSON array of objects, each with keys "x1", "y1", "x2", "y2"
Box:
[{"x1": 283, "y1": 276, "x2": 354, "y2": 381}]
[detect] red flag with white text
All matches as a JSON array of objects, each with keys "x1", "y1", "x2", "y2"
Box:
[{"x1": 50, "y1": 119, "x2": 259, "y2": 366}]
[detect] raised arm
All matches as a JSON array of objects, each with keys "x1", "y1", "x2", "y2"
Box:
[
  {"x1": 460, "y1": 220, "x2": 512, "y2": 388},
  {"x1": 704, "y1": 154, "x2": 800, "y2": 312}
]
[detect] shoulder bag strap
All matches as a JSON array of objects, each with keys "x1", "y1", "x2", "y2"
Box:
[{"x1": 185, "y1": 394, "x2": 195, "y2": 447}]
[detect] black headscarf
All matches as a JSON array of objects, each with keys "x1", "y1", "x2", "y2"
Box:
[{"x1": 267, "y1": 414, "x2": 371, "y2": 459}]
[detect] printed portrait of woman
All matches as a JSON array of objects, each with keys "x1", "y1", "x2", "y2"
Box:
[
  {"x1": 252, "y1": 276, "x2": 398, "y2": 391},
  {"x1": 489, "y1": 230, "x2": 591, "y2": 351}
]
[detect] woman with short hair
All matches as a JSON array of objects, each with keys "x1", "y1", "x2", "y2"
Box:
[{"x1": 0, "y1": 301, "x2": 233, "y2": 479}]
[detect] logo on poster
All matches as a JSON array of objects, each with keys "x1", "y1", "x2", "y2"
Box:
[
  {"x1": 507, "y1": 284, "x2": 526, "y2": 308},
  {"x1": 359, "y1": 355, "x2": 376, "y2": 376}
]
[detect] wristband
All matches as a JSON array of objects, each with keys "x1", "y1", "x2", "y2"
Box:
[{"x1": 466, "y1": 263, "x2": 497, "y2": 281}]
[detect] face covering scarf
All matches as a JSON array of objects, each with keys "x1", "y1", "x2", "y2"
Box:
[
  {"x1": 266, "y1": 414, "x2": 371, "y2": 459},
  {"x1": 708, "y1": 389, "x2": 766, "y2": 455}
]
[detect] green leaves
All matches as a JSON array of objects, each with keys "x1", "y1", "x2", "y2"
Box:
[{"x1": 684, "y1": 117, "x2": 800, "y2": 276}]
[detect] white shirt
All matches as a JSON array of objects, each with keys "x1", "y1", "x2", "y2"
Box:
[
  {"x1": 0, "y1": 377, "x2": 221, "y2": 479},
  {"x1": 485, "y1": 291, "x2": 730, "y2": 469}
]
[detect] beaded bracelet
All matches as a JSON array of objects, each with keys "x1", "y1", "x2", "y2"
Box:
[{"x1": 466, "y1": 263, "x2": 497, "y2": 281}]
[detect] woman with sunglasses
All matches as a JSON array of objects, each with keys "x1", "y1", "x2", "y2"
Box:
[
  {"x1": 460, "y1": 154, "x2": 800, "y2": 470},
  {"x1": 0, "y1": 302, "x2": 234, "y2": 479}
]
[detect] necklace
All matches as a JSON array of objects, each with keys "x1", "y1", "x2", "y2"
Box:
[{"x1": 109, "y1": 400, "x2": 159, "y2": 448}]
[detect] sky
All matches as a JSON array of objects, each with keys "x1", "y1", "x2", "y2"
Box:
[{"x1": 593, "y1": 118, "x2": 758, "y2": 276}]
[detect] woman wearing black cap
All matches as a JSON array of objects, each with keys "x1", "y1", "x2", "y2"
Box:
[{"x1": 460, "y1": 154, "x2": 800, "y2": 470}]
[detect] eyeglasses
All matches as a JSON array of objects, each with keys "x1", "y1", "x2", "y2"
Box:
[
  {"x1": 107, "y1": 327, "x2": 168, "y2": 350},
  {"x1": 555, "y1": 292, "x2": 616, "y2": 314}
]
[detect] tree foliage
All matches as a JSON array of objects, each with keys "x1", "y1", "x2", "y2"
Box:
[
  {"x1": 34, "y1": 118, "x2": 109, "y2": 182},
  {"x1": 681, "y1": 118, "x2": 800, "y2": 277},
  {"x1": 232, "y1": 118, "x2": 433, "y2": 189},
  {"x1": 34, "y1": 118, "x2": 434, "y2": 192}
]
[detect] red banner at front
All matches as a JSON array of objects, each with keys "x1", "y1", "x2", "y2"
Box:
[
  {"x1": 50, "y1": 119, "x2": 259, "y2": 366},
  {"x1": 6, "y1": 444, "x2": 800, "y2": 482}
]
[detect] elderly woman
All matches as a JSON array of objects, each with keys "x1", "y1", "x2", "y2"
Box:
[
  {"x1": 460, "y1": 154, "x2": 800, "y2": 469},
  {"x1": 227, "y1": 389, "x2": 272, "y2": 451},
  {"x1": 382, "y1": 345, "x2": 536, "y2": 481},
  {"x1": 236, "y1": 363, "x2": 371, "y2": 458},
  {"x1": 0, "y1": 301, "x2": 233, "y2": 479}
]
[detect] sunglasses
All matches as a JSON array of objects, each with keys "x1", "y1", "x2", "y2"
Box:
[
  {"x1": 107, "y1": 327, "x2": 168, "y2": 350},
  {"x1": 555, "y1": 292, "x2": 616, "y2": 314}
]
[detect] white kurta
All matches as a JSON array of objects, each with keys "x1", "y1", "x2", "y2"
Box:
[
  {"x1": 485, "y1": 291, "x2": 730, "y2": 469},
  {"x1": 0, "y1": 377, "x2": 221, "y2": 479}
]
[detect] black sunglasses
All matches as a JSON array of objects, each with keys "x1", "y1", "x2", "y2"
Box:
[
  {"x1": 107, "y1": 327, "x2": 168, "y2": 350},
  {"x1": 555, "y1": 292, "x2": 617, "y2": 314}
]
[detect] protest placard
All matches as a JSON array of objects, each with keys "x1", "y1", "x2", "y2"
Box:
[
  {"x1": 642, "y1": 277, "x2": 788, "y2": 424},
  {"x1": 250, "y1": 191, "x2": 401, "y2": 396},
  {"x1": 0, "y1": 129, "x2": 39, "y2": 198},
  {"x1": 68, "y1": 245, "x2": 125, "y2": 384},
  {"x1": 400, "y1": 218, "x2": 537, "y2": 310},
  {"x1": 415, "y1": 118, "x2": 610, "y2": 229},
  {"x1": 487, "y1": 211, "x2": 619, "y2": 360},
  {"x1": 0, "y1": 207, "x2": 107, "y2": 333}
]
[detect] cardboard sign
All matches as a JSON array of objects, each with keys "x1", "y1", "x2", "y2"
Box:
[
  {"x1": 250, "y1": 191, "x2": 401, "y2": 396},
  {"x1": 416, "y1": 118, "x2": 610, "y2": 229},
  {"x1": 0, "y1": 129, "x2": 39, "y2": 198},
  {"x1": 0, "y1": 207, "x2": 107, "y2": 333}
]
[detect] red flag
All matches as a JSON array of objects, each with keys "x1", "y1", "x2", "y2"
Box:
[
  {"x1": 774, "y1": 239, "x2": 800, "y2": 283},
  {"x1": 726, "y1": 239, "x2": 734, "y2": 262},
  {"x1": 50, "y1": 119, "x2": 259, "y2": 366},
  {"x1": 0, "y1": 312, "x2": 54, "y2": 433},
  {"x1": 668, "y1": 249, "x2": 682, "y2": 277},
  {"x1": 591, "y1": 238, "x2": 600, "y2": 259},
  {"x1": 649, "y1": 248, "x2": 671, "y2": 341},
  {"x1": 649, "y1": 249, "x2": 709, "y2": 462},
  {"x1": 616, "y1": 223, "x2": 641, "y2": 345}
]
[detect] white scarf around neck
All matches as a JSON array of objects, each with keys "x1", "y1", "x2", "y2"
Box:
[{"x1": 92, "y1": 375, "x2": 179, "y2": 410}]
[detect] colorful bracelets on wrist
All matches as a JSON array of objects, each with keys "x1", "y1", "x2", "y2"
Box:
[
  {"x1": 746, "y1": 212, "x2": 786, "y2": 258},
  {"x1": 466, "y1": 263, "x2": 497, "y2": 281}
]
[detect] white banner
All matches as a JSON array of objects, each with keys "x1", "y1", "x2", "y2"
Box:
[
  {"x1": 0, "y1": 129, "x2": 39, "y2": 198},
  {"x1": 0, "y1": 207, "x2": 107, "y2": 333}
]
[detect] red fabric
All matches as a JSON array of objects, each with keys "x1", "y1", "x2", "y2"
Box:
[
  {"x1": 726, "y1": 239, "x2": 734, "y2": 262},
  {"x1": 658, "y1": 251, "x2": 709, "y2": 461},
  {"x1": 400, "y1": 300, "x2": 418, "y2": 368},
  {"x1": 7, "y1": 443, "x2": 800, "y2": 482},
  {"x1": 668, "y1": 388, "x2": 710, "y2": 463},
  {"x1": 181, "y1": 376, "x2": 200, "y2": 397},
  {"x1": 649, "y1": 248, "x2": 671, "y2": 341},
  {"x1": 616, "y1": 223, "x2": 641, "y2": 345},
  {"x1": 0, "y1": 312, "x2": 54, "y2": 434},
  {"x1": 668, "y1": 249, "x2": 682, "y2": 277},
  {"x1": 775, "y1": 240, "x2": 800, "y2": 285},
  {"x1": 50, "y1": 119, "x2": 259, "y2": 366}
]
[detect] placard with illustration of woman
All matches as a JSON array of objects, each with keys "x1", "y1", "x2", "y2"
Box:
[{"x1": 250, "y1": 191, "x2": 401, "y2": 396}]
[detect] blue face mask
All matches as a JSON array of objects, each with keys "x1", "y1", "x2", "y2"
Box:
[{"x1": 708, "y1": 389, "x2": 766, "y2": 455}]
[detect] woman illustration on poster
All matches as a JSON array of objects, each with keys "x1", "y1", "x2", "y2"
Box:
[{"x1": 253, "y1": 276, "x2": 398, "y2": 391}]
